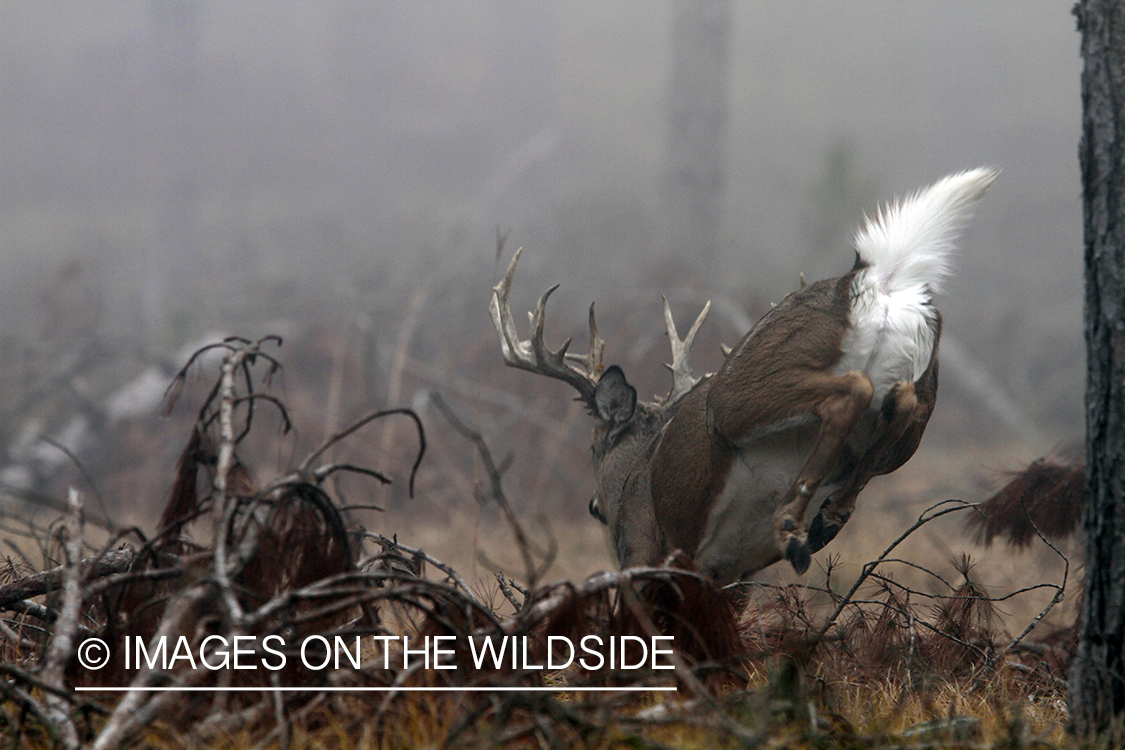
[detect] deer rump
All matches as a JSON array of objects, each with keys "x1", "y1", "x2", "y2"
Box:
[
  {"x1": 597, "y1": 168, "x2": 997, "y2": 584},
  {"x1": 612, "y1": 271, "x2": 938, "y2": 584}
]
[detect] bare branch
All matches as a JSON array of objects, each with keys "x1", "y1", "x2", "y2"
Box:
[
  {"x1": 362, "y1": 533, "x2": 481, "y2": 605},
  {"x1": 430, "y1": 391, "x2": 554, "y2": 587},
  {"x1": 212, "y1": 344, "x2": 248, "y2": 625},
  {"x1": 39, "y1": 436, "x2": 114, "y2": 532},
  {"x1": 293, "y1": 407, "x2": 426, "y2": 497},
  {"x1": 494, "y1": 572, "x2": 522, "y2": 611},
  {"x1": 813, "y1": 499, "x2": 978, "y2": 644},
  {"x1": 986, "y1": 509, "x2": 1070, "y2": 672}
]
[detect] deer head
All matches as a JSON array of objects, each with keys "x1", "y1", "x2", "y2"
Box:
[{"x1": 489, "y1": 247, "x2": 710, "y2": 564}]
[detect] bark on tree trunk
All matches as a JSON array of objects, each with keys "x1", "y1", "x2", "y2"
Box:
[{"x1": 1070, "y1": 0, "x2": 1125, "y2": 739}]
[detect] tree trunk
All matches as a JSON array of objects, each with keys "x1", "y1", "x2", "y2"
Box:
[
  {"x1": 1070, "y1": 0, "x2": 1125, "y2": 738},
  {"x1": 664, "y1": 0, "x2": 732, "y2": 279}
]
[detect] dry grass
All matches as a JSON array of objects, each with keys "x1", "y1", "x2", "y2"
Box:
[{"x1": 0, "y1": 335, "x2": 1089, "y2": 750}]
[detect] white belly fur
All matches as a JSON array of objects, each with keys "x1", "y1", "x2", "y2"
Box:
[{"x1": 695, "y1": 426, "x2": 833, "y2": 583}]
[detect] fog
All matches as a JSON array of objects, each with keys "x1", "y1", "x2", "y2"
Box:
[{"x1": 0, "y1": 2, "x2": 1084, "y2": 523}]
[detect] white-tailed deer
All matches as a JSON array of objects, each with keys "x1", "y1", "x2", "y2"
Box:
[{"x1": 492, "y1": 168, "x2": 998, "y2": 583}]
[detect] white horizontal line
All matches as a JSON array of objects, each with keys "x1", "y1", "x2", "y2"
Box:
[{"x1": 75, "y1": 686, "x2": 677, "y2": 693}]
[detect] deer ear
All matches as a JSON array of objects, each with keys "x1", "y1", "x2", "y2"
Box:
[{"x1": 595, "y1": 365, "x2": 636, "y2": 424}]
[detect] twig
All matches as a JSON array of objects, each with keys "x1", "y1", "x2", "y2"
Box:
[
  {"x1": 430, "y1": 391, "x2": 554, "y2": 587},
  {"x1": 865, "y1": 570, "x2": 1063, "y2": 605},
  {"x1": 312, "y1": 464, "x2": 391, "y2": 488},
  {"x1": 507, "y1": 578, "x2": 531, "y2": 599},
  {"x1": 1004, "y1": 659, "x2": 1069, "y2": 691},
  {"x1": 380, "y1": 285, "x2": 430, "y2": 461},
  {"x1": 504, "y1": 565, "x2": 714, "y2": 634},
  {"x1": 986, "y1": 512, "x2": 1070, "y2": 672},
  {"x1": 40, "y1": 436, "x2": 114, "y2": 532},
  {"x1": 83, "y1": 562, "x2": 186, "y2": 598},
  {"x1": 288, "y1": 408, "x2": 425, "y2": 497},
  {"x1": 495, "y1": 572, "x2": 522, "y2": 611},
  {"x1": 864, "y1": 558, "x2": 957, "y2": 591},
  {"x1": 0, "y1": 612, "x2": 40, "y2": 649}
]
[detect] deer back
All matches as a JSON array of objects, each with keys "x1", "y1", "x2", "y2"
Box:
[{"x1": 706, "y1": 273, "x2": 857, "y2": 445}]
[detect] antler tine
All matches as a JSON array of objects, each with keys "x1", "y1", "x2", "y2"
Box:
[
  {"x1": 587, "y1": 302, "x2": 605, "y2": 376},
  {"x1": 490, "y1": 248, "x2": 599, "y2": 404},
  {"x1": 529, "y1": 283, "x2": 577, "y2": 372},
  {"x1": 490, "y1": 247, "x2": 523, "y2": 361},
  {"x1": 490, "y1": 247, "x2": 543, "y2": 375},
  {"x1": 661, "y1": 296, "x2": 711, "y2": 404},
  {"x1": 565, "y1": 302, "x2": 605, "y2": 379}
]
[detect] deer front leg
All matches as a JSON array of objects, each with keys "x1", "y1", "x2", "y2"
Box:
[
  {"x1": 807, "y1": 377, "x2": 934, "y2": 553},
  {"x1": 772, "y1": 370, "x2": 874, "y2": 574}
]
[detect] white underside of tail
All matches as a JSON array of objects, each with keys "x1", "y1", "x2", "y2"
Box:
[
  {"x1": 835, "y1": 283, "x2": 938, "y2": 398},
  {"x1": 834, "y1": 167, "x2": 999, "y2": 399}
]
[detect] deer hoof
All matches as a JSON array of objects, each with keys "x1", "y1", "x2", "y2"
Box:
[
  {"x1": 808, "y1": 509, "x2": 851, "y2": 553},
  {"x1": 807, "y1": 514, "x2": 838, "y2": 553},
  {"x1": 785, "y1": 538, "x2": 811, "y2": 575}
]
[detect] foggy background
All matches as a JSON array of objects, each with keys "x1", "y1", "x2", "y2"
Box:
[{"x1": 0, "y1": 2, "x2": 1083, "y2": 572}]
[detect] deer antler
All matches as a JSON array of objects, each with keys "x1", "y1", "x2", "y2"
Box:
[
  {"x1": 490, "y1": 248, "x2": 606, "y2": 407},
  {"x1": 661, "y1": 296, "x2": 711, "y2": 404}
]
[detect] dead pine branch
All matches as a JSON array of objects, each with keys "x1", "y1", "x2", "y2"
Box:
[{"x1": 814, "y1": 499, "x2": 979, "y2": 646}]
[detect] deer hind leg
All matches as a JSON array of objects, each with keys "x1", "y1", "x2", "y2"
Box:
[
  {"x1": 807, "y1": 379, "x2": 929, "y2": 553},
  {"x1": 772, "y1": 370, "x2": 874, "y2": 574}
]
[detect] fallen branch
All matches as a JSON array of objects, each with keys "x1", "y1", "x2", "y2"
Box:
[{"x1": 0, "y1": 546, "x2": 136, "y2": 611}]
